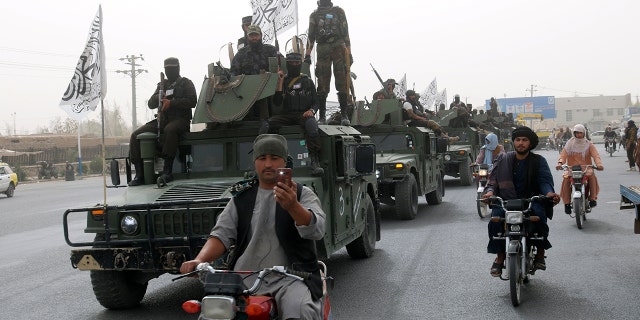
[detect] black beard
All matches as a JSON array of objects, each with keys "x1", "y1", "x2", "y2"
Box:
[{"x1": 249, "y1": 41, "x2": 262, "y2": 50}]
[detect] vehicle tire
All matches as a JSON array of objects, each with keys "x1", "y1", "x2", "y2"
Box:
[
  {"x1": 425, "y1": 173, "x2": 443, "y2": 205},
  {"x1": 6, "y1": 183, "x2": 15, "y2": 197},
  {"x1": 509, "y1": 253, "x2": 522, "y2": 307},
  {"x1": 573, "y1": 197, "x2": 583, "y2": 229},
  {"x1": 459, "y1": 158, "x2": 472, "y2": 186},
  {"x1": 90, "y1": 269, "x2": 148, "y2": 309},
  {"x1": 395, "y1": 174, "x2": 418, "y2": 220},
  {"x1": 476, "y1": 192, "x2": 489, "y2": 218},
  {"x1": 346, "y1": 194, "x2": 376, "y2": 259}
]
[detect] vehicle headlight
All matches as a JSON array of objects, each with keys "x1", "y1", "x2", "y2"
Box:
[
  {"x1": 120, "y1": 215, "x2": 139, "y2": 235},
  {"x1": 505, "y1": 211, "x2": 523, "y2": 224},
  {"x1": 478, "y1": 169, "x2": 488, "y2": 176},
  {"x1": 572, "y1": 172, "x2": 583, "y2": 179},
  {"x1": 201, "y1": 296, "x2": 236, "y2": 319},
  {"x1": 375, "y1": 169, "x2": 380, "y2": 179},
  {"x1": 444, "y1": 154, "x2": 451, "y2": 161}
]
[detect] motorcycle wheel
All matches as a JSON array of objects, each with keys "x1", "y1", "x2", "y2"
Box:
[
  {"x1": 476, "y1": 192, "x2": 488, "y2": 218},
  {"x1": 509, "y1": 253, "x2": 522, "y2": 307},
  {"x1": 573, "y1": 197, "x2": 584, "y2": 229}
]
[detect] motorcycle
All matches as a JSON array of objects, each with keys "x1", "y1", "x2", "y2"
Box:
[
  {"x1": 559, "y1": 164, "x2": 598, "y2": 229},
  {"x1": 605, "y1": 138, "x2": 616, "y2": 157},
  {"x1": 36, "y1": 160, "x2": 58, "y2": 180},
  {"x1": 486, "y1": 195, "x2": 549, "y2": 307},
  {"x1": 175, "y1": 262, "x2": 332, "y2": 320},
  {"x1": 472, "y1": 163, "x2": 490, "y2": 218}
]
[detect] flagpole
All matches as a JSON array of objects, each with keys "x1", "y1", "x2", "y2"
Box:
[
  {"x1": 77, "y1": 120, "x2": 83, "y2": 177},
  {"x1": 101, "y1": 98, "x2": 107, "y2": 206}
]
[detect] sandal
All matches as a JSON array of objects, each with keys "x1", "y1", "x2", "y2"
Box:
[
  {"x1": 490, "y1": 261, "x2": 504, "y2": 277},
  {"x1": 533, "y1": 257, "x2": 546, "y2": 271}
]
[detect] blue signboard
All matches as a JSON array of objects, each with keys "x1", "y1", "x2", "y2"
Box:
[{"x1": 485, "y1": 96, "x2": 556, "y2": 119}]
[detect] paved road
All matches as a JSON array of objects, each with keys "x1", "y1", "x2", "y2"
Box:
[{"x1": 1, "y1": 148, "x2": 639, "y2": 319}]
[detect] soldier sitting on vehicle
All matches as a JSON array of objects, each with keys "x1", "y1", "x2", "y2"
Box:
[{"x1": 403, "y1": 90, "x2": 458, "y2": 143}]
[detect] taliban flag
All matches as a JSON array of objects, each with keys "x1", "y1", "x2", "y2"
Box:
[
  {"x1": 251, "y1": 0, "x2": 298, "y2": 44},
  {"x1": 59, "y1": 6, "x2": 107, "y2": 120},
  {"x1": 434, "y1": 88, "x2": 448, "y2": 109},
  {"x1": 394, "y1": 74, "x2": 407, "y2": 99},
  {"x1": 420, "y1": 77, "x2": 438, "y2": 111}
]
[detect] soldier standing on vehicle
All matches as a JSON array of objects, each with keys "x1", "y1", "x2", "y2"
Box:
[
  {"x1": 372, "y1": 78, "x2": 398, "y2": 100},
  {"x1": 237, "y1": 15, "x2": 253, "y2": 50},
  {"x1": 306, "y1": 0, "x2": 352, "y2": 125},
  {"x1": 269, "y1": 52, "x2": 324, "y2": 176},
  {"x1": 129, "y1": 57, "x2": 197, "y2": 186},
  {"x1": 482, "y1": 126, "x2": 560, "y2": 277},
  {"x1": 230, "y1": 25, "x2": 281, "y2": 134},
  {"x1": 624, "y1": 120, "x2": 638, "y2": 171},
  {"x1": 180, "y1": 134, "x2": 325, "y2": 319}
]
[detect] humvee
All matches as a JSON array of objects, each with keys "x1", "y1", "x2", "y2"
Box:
[
  {"x1": 63, "y1": 58, "x2": 380, "y2": 309},
  {"x1": 436, "y1": 108, "x2": 483, "y2": 186},
  {"x1": 351, "y1": 99, "x2": 445, "y2": 220}
]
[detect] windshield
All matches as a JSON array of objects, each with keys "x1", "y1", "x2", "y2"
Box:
[{"x1": 370, "y1": 133, "x2": 413, "y2": 152}]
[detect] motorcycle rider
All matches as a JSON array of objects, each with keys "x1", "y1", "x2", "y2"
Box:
[
  {"x1": 603, "y1": 126, "x2": 618, "y2": 152},
  {"x1": 180, "y1": 134, "x2": 325, "y2": 319},
  {"x1": 556, "y1": 124, "x2": 604, "y2": 214},
  {"x1": 482, "y1": 126, "x2": 560, "y2": 277},
  {"x1": 474, "y1": 132, "x2": 505, "y2": 170}
]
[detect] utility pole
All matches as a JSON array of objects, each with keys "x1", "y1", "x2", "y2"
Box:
[
  {"x1": 11, "y1": 112, "x2": 16, "y2": 136},
  {"x1": 116, "y1": 55, "x2": 147, "y2": 130},
  {"x1": 526, "y1": 84, "x2": 537, "y2": 97}
]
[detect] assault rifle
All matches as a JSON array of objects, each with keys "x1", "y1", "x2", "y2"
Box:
[
  {"x1": 157, "y1": 72, "x2": 166, "y2": 143},
  {"x1": 370, "y1": 63, "x2": 385, "y2": 88}
]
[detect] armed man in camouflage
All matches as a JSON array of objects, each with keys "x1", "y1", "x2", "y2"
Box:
[
  {"x1": 372, "y1": 79, "x2": 398, "y2": 100},
  {"x1": 404, "y1": 90, "x2": 458, "y2": 143},
  {"x1": 306, "y1": 0, "x2": 352, "y2": 125},
  {"x1": 236, "y1": 15, "x2": 253, "y2": 50},
  {"x1": 230, "y1": 25, "x2": 281, "y2": 133}
]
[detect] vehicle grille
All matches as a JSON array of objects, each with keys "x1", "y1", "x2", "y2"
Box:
[{"x1": 156, "y1": 183, "x2": 230, "y2": 202}]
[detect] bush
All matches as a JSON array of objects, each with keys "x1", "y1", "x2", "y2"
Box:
[
  {"x1": 89, "y1": 157, "x2": 103, "y2": 174},
  {"x1": 14, "y1": 165, "x2": 28, "y2": 182}
]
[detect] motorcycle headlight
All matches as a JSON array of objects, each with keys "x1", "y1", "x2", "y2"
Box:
[
  {"x1": 478, "y1": 169, "x2": 488, "y2": 176},
  {"x1": 375, "y1": 169, "x2": 380, "y2": 179},
  {"x1": 201, "y1": 296, "x2": 236, "y2": 319},
  {"x1": 572, "y1": 172, "x2": 583, "y2": 179},
  {"x1": 444, "y1": 154, "x2": 451, "y2": 161},
  {"x1": 505, "y1": 211, "x2": 523, "y2": 224},
  {"x1": 120, "y1": 215, "x2": 139, "y2": 235}
]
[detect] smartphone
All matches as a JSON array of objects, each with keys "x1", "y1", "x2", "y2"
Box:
[{"x1": 277, "y1": 168, "x2": 292, "y2": 187}]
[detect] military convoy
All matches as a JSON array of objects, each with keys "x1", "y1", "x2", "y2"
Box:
[
  {"x1": 63, "y1": 58, "x2": 381, "y2": 309},
  {"x1": 351, "y1": 99, "x2": 445, "y2": 220},
  {"x1": 435, "y1": 108, "x2": 483, "y2": 186}
]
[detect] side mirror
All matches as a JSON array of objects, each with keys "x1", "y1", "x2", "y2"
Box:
[
  {"x1": 110, "y1": 159, "x2": 121, "y2": 186},
  {"x1": 355, "y1": 145, "x2": 375, "y2": 174}
]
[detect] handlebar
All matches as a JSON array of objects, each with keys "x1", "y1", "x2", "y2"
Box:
[
  {"x1": 485, "y1": 195, "x2": 548, "y2": 211},
  {"x1": 558, "y1": 164, "x2": 599, "y2": 171},
  {"x1": 173, "y1": 263, "x2": 310, "y2": 295}
]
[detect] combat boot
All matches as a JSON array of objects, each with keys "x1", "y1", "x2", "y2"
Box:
[
  {"x1": 157, "y1": 156, "x2": 174, "y2": 186},
  {"x1": 128, "y1": 160, "x2": 144, "y2": 186},
  {"x1": 309, "y1": 153, "x2": 324, "y2": 177},
  {"x1": 317, "y1": 97, "x2": 327, "y2": 124},
  {"x1": 337, "y1": 92, "x2": 351, "y2": 126}
]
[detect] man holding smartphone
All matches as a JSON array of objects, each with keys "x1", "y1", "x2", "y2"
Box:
[{"x1": 180, "y1": 134, "x2": 326, "y2": 319}]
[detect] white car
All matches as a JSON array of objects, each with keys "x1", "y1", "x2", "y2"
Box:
[
  {"x1": 0, "y1": 162, "x2": 18, "y2": 197},
  {"x1": 589, "y1": 131, "x2": 605, "y2": 144}
]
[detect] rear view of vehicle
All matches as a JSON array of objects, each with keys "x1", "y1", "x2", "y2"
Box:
[{"x1": 0, "y1": 162, "x2": 17, "y2": 198}]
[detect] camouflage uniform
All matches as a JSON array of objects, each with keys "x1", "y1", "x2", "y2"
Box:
[
  {"x1": 230, "y1": 25, "x2": 280, "y2": 129},
  {"x1": 307, "y1": 2, "x2": 351, "y2": 124},
  {"x1": 372, "y1": 79, "x2": 397, "y2": 100}
]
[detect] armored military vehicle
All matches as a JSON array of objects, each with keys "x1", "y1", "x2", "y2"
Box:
[
  {"x1": 351, "y1": 99, "x2": 445, "y2": 220},
  {"x1": 436, "y1": 108, "x2": 483, "y2": 186},
  {"x1": 63, "y1": 58, "x2": 380, "y2": 309}
]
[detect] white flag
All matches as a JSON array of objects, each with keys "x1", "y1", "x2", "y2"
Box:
[
  {"x1": 251, "y1": 0, "x2": 298, "y2": 44},
  {"x1": 394, "y1": 74, "x2": 407, "y2": 99},
  {"x1": 59, "y1": 6, "x2": 106, "y2": 121},
  {"x1": 420, "y1": 77, "x2": 438, "y2": 109},
  {"x1": 434, "y1": 88, "x2": 448, "y2": 110}
]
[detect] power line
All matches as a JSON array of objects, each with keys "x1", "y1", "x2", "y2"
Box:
[{"x1": 116, "y1": 55, "x2": 147, "y2": 129}]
